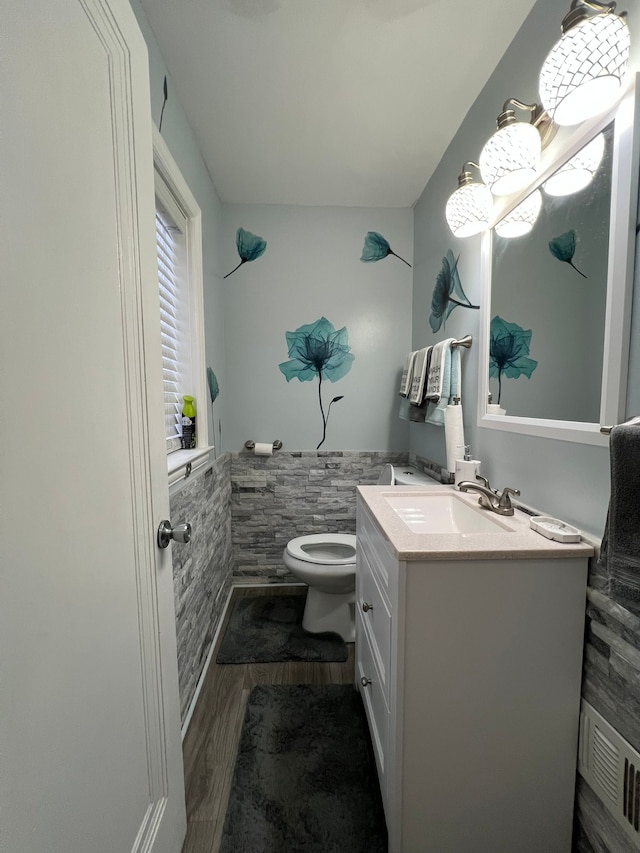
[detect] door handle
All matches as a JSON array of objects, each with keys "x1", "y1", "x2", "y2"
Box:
[{"x1": 157, "y1": 520, "x2": 192, "y2": 549}]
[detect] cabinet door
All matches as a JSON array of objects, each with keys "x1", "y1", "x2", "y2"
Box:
[
  {"x1": 358, "y1": 563, "x2": 392, "y2": 700},
  {"x1": 356, "y1": 610, "x2": 389, "y2": 808}
]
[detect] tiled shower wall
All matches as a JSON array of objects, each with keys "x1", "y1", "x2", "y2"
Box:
[
  {"x1": 230, "y1": 450, "x2": 409, "y2": 582},
  {"x1": 574, "y1": 559, "x2": 640, "y2": 852},
  {"x1": 170, "y1": 453, "x2": 233, "y2": 722}
]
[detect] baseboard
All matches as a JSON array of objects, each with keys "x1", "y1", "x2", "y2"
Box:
[
  {"x1": 180, "y1": 584, "x2": 234, "y2": 741},
  {"x1": 180, "y1": 580, "x2": 306, "y2": 741}
]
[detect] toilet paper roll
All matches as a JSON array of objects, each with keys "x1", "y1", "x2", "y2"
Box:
[
  {"x1": 253, "y1": 442, "x2": 273, "y2": 456},
  {"x1": 444, "y1": 404, "x2": 465, "y2": 475}
]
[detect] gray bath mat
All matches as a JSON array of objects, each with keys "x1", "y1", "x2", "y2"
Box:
[
  {"x1": 220, "y1": 684, "x2": 387, "y2": 853},
  {"x1": 216, "y1": 594, "x2": 348, "y2": 664}
]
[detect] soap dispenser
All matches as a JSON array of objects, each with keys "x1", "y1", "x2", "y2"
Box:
[{"x1": 455, "y1": 445, "x2": 481, "y2": 487}]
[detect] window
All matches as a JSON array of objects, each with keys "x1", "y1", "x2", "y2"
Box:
[
  {"x1": 153, "y1": 126, "x2": 208, "y2": 467},
  {"x1": 155, "y1": 197, "x2": 188, "y2": 452}
]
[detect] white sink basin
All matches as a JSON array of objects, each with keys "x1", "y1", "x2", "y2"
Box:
[{"x1": 383, "y1": 492, "x2": 511, "y2": 534}]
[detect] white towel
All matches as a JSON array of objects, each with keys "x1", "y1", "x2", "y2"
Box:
[
  {"x1": 425, "y1": 340, "x2": 459, "y2": 426},
  {"x1": 425, "y1": 338, "x2": 454, "y2": 403},
  {"x1": 409, "y1": 347, "x2": 431, "y2": 405},
  {"x1": 399, "y1": 351, "x2": 418, "y2": 397}
]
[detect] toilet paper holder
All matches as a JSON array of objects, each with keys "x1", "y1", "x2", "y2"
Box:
[{"x1": 244, "y1": 439, "x2": 283, "y2": 451}]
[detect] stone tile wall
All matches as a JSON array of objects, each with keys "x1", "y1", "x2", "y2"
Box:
[
  {"x1": 170, "y1": 453, "x2": 233, "y2": 722},
  {"x1": 574, "y1": 557, "x2": 640, "y2": 852},
  {"x1": 230, "y1": 450, "x2": 408, "y2": 582}
]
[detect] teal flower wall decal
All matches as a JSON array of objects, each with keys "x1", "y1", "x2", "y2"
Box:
[
  {"x1": 279, "y1": 317, "x2": 354, "y2": 449},
  {"x1": 548, "y1": 230, "x2": 586, "y2": 278},
  {"x1": 489, "y1": 316, "x2": 538, "y2": 405},
  {"x1": 360, "y1": 232, "x2": 411, "y2": 267},
  {"x1": 207, "y1": 366, "x2": 220, "y2": 458},
  {"x1": 429, "y1": 250, "x2": 479, "y2": 333},
  {"x1": 224, "y1": 227, "x2": 267, "y2": 278}
]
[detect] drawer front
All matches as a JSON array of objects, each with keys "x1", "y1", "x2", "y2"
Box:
[
  {"x1": 356, "y1": 610, "x2": 389, "y2": 812},
  {"x1": 357, "y1": 506, "x2": 396, "y2": 596},
  {"x1": 358, "y1": 561, "x2": 391, "y2": 700}
]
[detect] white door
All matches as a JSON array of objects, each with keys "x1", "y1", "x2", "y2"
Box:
[{"x1": 1, "y1": 2, "x2": 186, "y2": 852}]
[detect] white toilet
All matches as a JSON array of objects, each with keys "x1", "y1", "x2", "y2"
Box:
[{"x1": 282, "y1": 464, "x2": 434, "y2": 642}]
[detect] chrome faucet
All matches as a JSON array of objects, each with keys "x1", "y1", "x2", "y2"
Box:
[{"x1": 457, "y1": 479, "x2": 520, "y2": 516}]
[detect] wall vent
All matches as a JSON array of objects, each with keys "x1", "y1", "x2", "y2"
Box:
[{"x1": 579, "y1": 701, "x2": 640, "y2": 848}]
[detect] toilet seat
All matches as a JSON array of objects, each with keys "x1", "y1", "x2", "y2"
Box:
[{"x1": 285, "y1": 533, "x2": 357, "y2": 565}]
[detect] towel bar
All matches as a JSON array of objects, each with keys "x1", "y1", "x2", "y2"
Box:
[
  {"x1": 601, "y1": 416, "x2": 640, "y2": 434},
  {"x1": 451, "y1": 335, "x2": 472, "y2": 349}
]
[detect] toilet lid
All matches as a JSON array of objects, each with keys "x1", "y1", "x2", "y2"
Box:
[{"x1": 286, "y1": 533, "x2": 357, "y2": 565}]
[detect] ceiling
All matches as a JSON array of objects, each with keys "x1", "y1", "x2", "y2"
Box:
[{"x1": 140, "y1": 0, "x2": 538, "y2": 207}]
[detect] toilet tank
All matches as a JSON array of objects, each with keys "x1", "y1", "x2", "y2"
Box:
[{"x1": 377, "y1": 464, "x2": 436, "y2": 487}]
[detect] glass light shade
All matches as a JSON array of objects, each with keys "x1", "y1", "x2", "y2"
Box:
[
  {"x1": 539, "y1": 13, "x2": 630, "y2": 126},
  {"x1": 495, "y1": 190, "x2": 542, "y2": 239},
  {"x1": 445, "y1": 182, "x2": 492, "y2": 238},
  {"x1": 543, "y1": 132, "x2": 606, "y2": 196},
  {"x1": 480, "y1": 122, "x2": 541, "y2": 196}
]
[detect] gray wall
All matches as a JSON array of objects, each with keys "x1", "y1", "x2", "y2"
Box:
[
  {"x1": 130, "y1": 0, "x2": 228, "y2": 452},
  {"x1": 169, "y1": 454, "x2": 233, "y2": 722},
  {"x1": 411, "y1": 0, "x2": 640, "y2": 539},
  {"x1": 574, "y1": 559, "x2": 640, "y2": 853},
  {"x1": 130, "y1": 0, "x2": 234, "y2": 724},
  {"x1": 230, "y1": 450, "x2": 408, "y2": 582},
  {"x1": 411, "y1": 1, "x2": 640, "y2": 849},
  {"x1": 221, "y1": 203, "x2": 413, "y2": 453}
]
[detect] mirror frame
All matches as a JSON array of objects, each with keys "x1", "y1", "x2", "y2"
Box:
[{"x1": 478, "y1": 74, "x2": 640, "y2": 446}]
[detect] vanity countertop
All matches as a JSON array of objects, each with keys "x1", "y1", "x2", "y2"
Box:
[{"x1": 357, "y1": 484, "x2": 595, "y2": 561}]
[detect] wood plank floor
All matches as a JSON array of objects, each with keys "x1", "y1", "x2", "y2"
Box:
[{"x1": 180, "y1": 585, "x2": 355, "y2": 853}]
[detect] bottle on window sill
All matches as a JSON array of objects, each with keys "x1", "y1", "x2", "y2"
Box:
[{"x1": 181, "y1": 395, "x2": 196, "y2": 449}]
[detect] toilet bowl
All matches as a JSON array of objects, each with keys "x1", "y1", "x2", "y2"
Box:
[
  {"x1": 282, "y1": 465, "x2": 435, "y2": 643},
  {"x1": 283, "y1": 533, "x2": 357, "y2": 641}
]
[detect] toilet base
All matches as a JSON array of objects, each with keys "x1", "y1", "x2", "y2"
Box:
[{"x1": 302, "y1": 587, "x2": 355, "y2": 642}]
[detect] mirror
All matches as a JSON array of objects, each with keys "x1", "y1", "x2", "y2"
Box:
[
  {"x1": 478, "y1": 76, "x2": 640, "y2": 445},
  {"x1": 490, "y1": 123, "x2": 613, "y2": 423}
]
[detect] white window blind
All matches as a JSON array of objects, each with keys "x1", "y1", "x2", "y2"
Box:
[{"x1": 155, "y1": 202, "x2": 189, "y2": 453}]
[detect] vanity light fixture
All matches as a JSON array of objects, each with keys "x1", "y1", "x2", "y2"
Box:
[
  {"x1": 539, "y1": 0, "x2": 630, "y2": 126},
  {"x1": 543, "y1": 132, "x2": 606, "y2": 195},
  {"x1": 494, "y1": 189, "x2": 542, "y2": 239},
  {"x1": 445, "y1": 162, "x2": 492, "y2": 238},
  {"x1": 479, "y1": 99, "x2": 554, "y2": 196}
]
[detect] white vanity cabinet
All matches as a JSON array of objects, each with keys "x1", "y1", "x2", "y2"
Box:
[{"x1": 355, "y1": 489, "x2": 592, "y2": 853}]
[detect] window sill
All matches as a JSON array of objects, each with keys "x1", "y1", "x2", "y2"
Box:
[{"x1": 167, "y1": 447, "x2": 213, "y2": 487}]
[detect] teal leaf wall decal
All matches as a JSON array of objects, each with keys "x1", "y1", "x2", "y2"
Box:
[
  {"x1": 207, "y1": 367, "x2": 220, "y2": 402},
  {"x1": 224, "y1": 227, "x2": 267, "y2": 278},
  {"x1": 206, "y1": 366, "x2": 220, "y2": 458},
  {"x1": 548, "y1": 230, "x2": 586, "y2": 278},
  {"x1": 429, "y1": 250, "x2": 479, "y2": 333},
  {"x1": 279, "y1": 317, "x2": 354, "y2": 449},
  {"x1": 360, "y1": 232, "x2": 411, "y2": 267},
  {"x1": 489, "y1": 315, "x2": 538, "y2": 405}
]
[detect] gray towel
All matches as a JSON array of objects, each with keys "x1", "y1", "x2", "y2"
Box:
[{"x1": 602, "y1": 419, "x2": 640, "y2": 601}]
